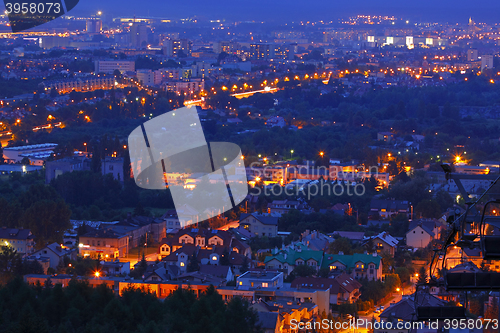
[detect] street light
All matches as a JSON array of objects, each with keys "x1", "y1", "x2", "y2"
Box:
[{"x1": 291, "y1": 150, "x2": 294, "y2": 159}]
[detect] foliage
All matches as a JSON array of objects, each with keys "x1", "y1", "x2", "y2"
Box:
[
  {"x1": 0, "y1": 184, "x2": 71, "y2": 247},
  {"x1": 285, "y1": 264, "x2": 316, "y2": 282},
  {"x1": 327, "y1": 237, "x2": 353, "y2": 255},
  {"x1": 417, "y1": 266, "x2": 428, "y2": 285},
  {"x1": 0, "y1": 279, "x2": 261, "y2": 333}
]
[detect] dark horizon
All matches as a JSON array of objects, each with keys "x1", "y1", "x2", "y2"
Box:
[{"x1": 68, "y1": 0, "x2": 500, "y2": 23}]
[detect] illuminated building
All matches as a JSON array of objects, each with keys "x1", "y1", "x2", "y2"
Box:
[
  {"x1": 250, "y1": 43, "x2": 276, "y2": 60},
  {"x1": 40, "y1": 77, "x2": 115, "y2": 93},
  {"x1": 94, "y1": 60, "x2": 135, "y2": 74},
  {"x1": 467, "y1": 49, "x2": 478, "y2": 62},
  {"x1": 163, "y1": 78, "x2": 204, "y2": 95},
  {"x1": 481, "y1": 55, "x2": 494, "y2": 71},
  {"x1": 86, "y1": 19, "x2": 102, "y2": 33},
  {"x1": 130, "y1": 23, "x2": 148, "y2": 48},
  {"x1": 137, "y1": 69, "x2": 162, "y2": 86},
  {"x1": 0, "y1": 228, "x2": 34, "y2": 255},
  {"x1": 163, "y1": 38, "x2": 192, "y2": 57},
  {"x1": 3, "y1": 143, "x2": 57, "y2": 164},
  {"x1": 79, "y1": 229, "x2": 129, "y2": 259}
]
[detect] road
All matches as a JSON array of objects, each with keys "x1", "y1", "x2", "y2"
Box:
[{"x1": 352, "y1": 293, "x2": 403, "y2": 332}]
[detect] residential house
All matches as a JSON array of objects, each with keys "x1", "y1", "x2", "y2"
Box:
[
  {"x1": 237, "y1": 270, "x2": 284, "y2": 289},
  {"x1": 330, "y1": 231, "x2": 366, "y2": 244},
  {"x1": 265, "y1": 116, "x2": 286, "y2": 128},
  {"x1": 106, "y1": 213, "x2": 166, "y2": 248},
  {"x1": 0, "y1": 228, "x2": 34, "y2": 256},
  {"x1": 143, "y1": 262, "x2": 181, "y2": 282},
  {"x1": 199, "y1": 264, "x2": 233, "y2": 282},
  {"x1": 100, "y1": 261, "x2": 131, "y2": 276},
  {"x1": 240, "y1": 213, "x2": 279, "y2": 237},
  {"x1": 300, "y1": 230, "x2": 333, "y2": 251},
  {"x1": 162, "y1": 244, "x2": 248, "y2": 274},
  {"x1": 177, "y1": 271, "x2": 226, "y2": 286},
  {"x1": 363, "y1": 231, "x2": 399, "y2": 256},
  {"x1": 321, "y1": 253, "x2": 383, "y2": 281},
  {"x1": 79, "y1": 229, "x2": 129, "y2": 259},
  {"x1": 32, "y1": 243, "x2": 77, "y2": 270},
  {"x1": 379, "y1": 292, "x2": 447, "y2": 322},
  {"x1": 406, "y1": 219, "x2": 443, "y2": 249},
  {"x1": 267, "y1": 199, "x2": 303, "y2": 214},
  {"x1": 252, "y1": 301, "x2": 317, "y2": 333},
  {"x1": 329, "y1": 203, "x2": 350, "y2": 215},
  {"x1": 161, "y1": 245, "x2": 198, "y2": 272},
  {"x1": 162, "y1": 209, "x2": 182, "y2": 230},
  {"x1": 291, "y1": 273, "x2": 362, "y2": 306},
  {"x1": 264, "y1": 243, "x2": 324, "y2": 275},
  {"x1": 377, "y1": 132, "x2": 395, "y2": 142},
  {"x1": 158, "y1": 228, "x2": 250, "y2": 259},
  {"x1": 370, "y1": 199, "x2": 410, "y2": 219}
]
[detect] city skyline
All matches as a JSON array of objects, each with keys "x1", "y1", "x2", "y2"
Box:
[{"x1": 66, "y1": 0, "x2": 500, "y2": 23}]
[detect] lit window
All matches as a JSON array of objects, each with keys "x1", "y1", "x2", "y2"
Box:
[
  {"x1": 330, "y1": 265, "x2": 337, "y2": 270},
  {"x1": 180, "y1": 262, "x2": 185, "y2": 267},
  {"x1": 262, "y1": 283, "x2": 268, "y2": 288},
  {"x1": 212, "y1": 256, "x2": 217, "y2": 261},
  {"x1": 239, "y1": 281, "x2": 242, "y2": 285}
]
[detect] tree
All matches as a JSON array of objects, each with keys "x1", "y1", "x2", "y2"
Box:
[
  {"x1": 0, "y1": 245, "x2": 20, "y2": 283},
  {"x1": 291, "y1": 264, "x2": 316, "y2": 278},
  {"x1": 415, "y1": 199, "x2": 442, "y2": 219},
  {"x1": 328, "y1": 237, "x2": 353, "y2": 255},
  {"x1": 187, "y1": 255, "x2": 199, "y2": 273},
  {"x1": 91, "y1": 145, "x2": 101, "y2": 173},
  {"x1": 22, "y1": 200, "x2": 71, "y2": 247},
  {"x1": 220, "y1": 248, "x2": 230, "y2": 266},
  {"x1": 20, "y1": 156, "x2": 31, "y2": 165},
  {"x1": 395, "y1": 267, "x2": 411, "y2": 285},
  {"x1": 240, "y1": 257, "x2": 249, "y2": 273},
  {"x1": 123, "y1": 149, "x2": 132, "y2": 182},
  {"x1": 485, "y1": 296, "x2": 499, "y2": 320},
  {"x1": 417, "y1": 266, "x2": 428, "y2": 285},
  {"x1": 384, "y1": 274, "x2": 401, "y2": 292}
]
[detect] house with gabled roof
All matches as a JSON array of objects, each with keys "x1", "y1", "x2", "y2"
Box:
[
  {"x1": 79, "y1": 228, "x2": 129, "y2": 259},
  {"x1": 158, "y1": 228, "x2": 250, "y2": 259},
  {"x1": 379, "y1": 292, "x2": 447, "y2": 322},
  {"x1": 370, "y1": 199, "x2": 410, "y2": 219},
  {"x1": 0, "y1": 227, "x2": 34, "y2": 256},
  {"x1": 264, "y1": 244, "x2": 323, "y2": 275},
  {"x1": 363, "y1": 231, "x2": 399, "y2": 256},
  {"x1": 240, "y1": 213, "x2": 279, "y2": 237},
  {"x1": 321, "y1": 253, "x2": 382, "y2": 281},
  {"x1": 406, "y1": 219, "x2": 443, "y2": 249},
  {"x1": 32, "y1": 243, "x2": 77, "y2": 270},
  {"x1": 291, "y1": 273, "x2": 362, "y2": 305}
]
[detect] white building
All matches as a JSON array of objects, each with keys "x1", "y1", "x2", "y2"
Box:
[
  {"x1": 481, "y1": 55, "x2": 494, "y2": 71},
  {"x1": 94, "y1": 60, "x2": 135, "y2": 74}
]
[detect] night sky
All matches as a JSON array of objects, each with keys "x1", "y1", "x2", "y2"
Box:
[{"x1": 69, "y1": 0, "x2": 500, "y2": 23}]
